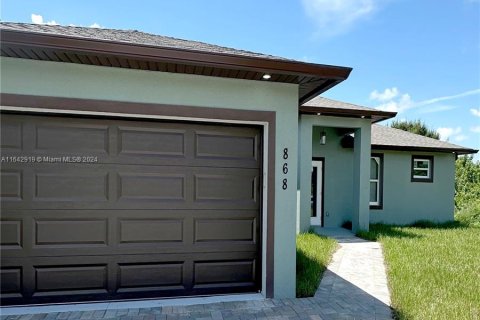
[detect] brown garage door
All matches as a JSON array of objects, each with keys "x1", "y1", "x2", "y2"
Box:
[{"x1": 0, "y1": 113, "x2": 262, "y2": 305}]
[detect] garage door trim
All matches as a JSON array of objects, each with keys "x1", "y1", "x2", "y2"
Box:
[{"x1": 0, "y1": 93, "x2": 276, "y2": 299}]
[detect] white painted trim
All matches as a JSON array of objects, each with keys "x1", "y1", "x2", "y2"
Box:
[
  {"x1": 310, "y1": 160, "x2": 323, "y2": 226},
  {"x1": 412, "y1": 158, "x2": 431, "y2": 179},
  {"x1": 0, "y1": 293, "x2": 264, "y2": 316},
  {"x1": 369, "y1": 156, "x2": 381, "y2": 206},
  {"x1": 0, "y1": 105, "x2": 270, "y2": 299}
]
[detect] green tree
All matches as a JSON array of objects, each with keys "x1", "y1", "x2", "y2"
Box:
[
  {"x1": 455, "y1": 155, "x2": 480, "y2": 226},
  {"x1": 390, "y1": 119, "x2": 440, "y2": 139},
  {"x1": 455, "y1": 155, "x2": 480, "y2": 210}
]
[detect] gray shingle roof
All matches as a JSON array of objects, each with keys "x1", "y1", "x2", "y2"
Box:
[
  {"x1": 302, "y1": 96, "x2": 378, "y2": 112},
  {"x1": 372, "y1": 124, "x2": 477, "y2": 154},
  {"x1": 300, "y1": 96, "x2": 397, "y2": 123},
  {"x1": 0, "y1": 22, "x2": 290, "y2": 61}
]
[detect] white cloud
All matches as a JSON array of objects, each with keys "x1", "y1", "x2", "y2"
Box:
[
  {"x1": 437, "y1": 127, "x2": 461, "y2": 141},
  {"x1": 31, "y1": 14, "x2": 43, "y2": 24},
  {"x1": 370, "y1": 88, "x2": 480, "y2": 114},
  {"x1": 31, "y1": 13, "x2": 58, "y2": 25},
  {"x1": 372, "y1": 92, "x2": 413, "y2": 113},
  {"x1": 301, "y1": 0, "x2": 379, "y2": 37},
  {"x1": 31, "y1": 13, "x2": 102, "y2": 28},
  {"x1": 89, "y1": 23, "x2": 103, "y2": 28},
  {"x1": 369, "y1": 87, "x2": 399, "y2": 102},
  {"x1": 471, "y1": 108, "x2": 480, "y2": 117},
  {"x1": 437, "y1": 127, "x2": 469, "y2": 142},
  {"x1": 471, "y1": 126, "x2": 480, "y2": 133},
  {"x1": 416, "y1": 89, "x2": 480, "y2": 107}
]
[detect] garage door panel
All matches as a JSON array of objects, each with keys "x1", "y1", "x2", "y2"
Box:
[
  {"x1": 119, "y1": 219, "x2": 183, "y2": 244},
  {"x1": 2, "y1": 165, "x2": 259, "y2": 210},
  {"x1": 118, "y1": 126, "x2": 186, "y2": 157},
  {"x1": 0, "y1": 120, "x2": 23, "y2": 151},
  {"x1": 193, "y1": 259, "x2": 256, "y2": 289},
  {"x1": 194, "y1": 218, "x2": 256, "y2": 243},
  {"x1": 34, "y1": 264, "x2": 108, "y2": 294},
  {"x1": 118, "y1": 173, "x2": 186, "y2": 201},
  {"x1": 0, "y1": 169, "x2": 23, "y2": 201},
  {"x1": 2, "y1": 115, "x2": 260, "y2": 169},
  {"x1": 195, "y1": 130, "x2": 259, "y2": 162},
  {"x1": 0, "y1": 219, "x2": 23, "y2": 249},
  {"x1": 34, "y1": 172, "x2": 109, "y2": 202},
  {"x1": 194, "y1": 173, "x2": 257, "y2": 203},
  {"x1": 1, "y1": 114, "x2": 262, "y2": 305},
  {"x1": 0, "y1": 267, "x2": 23, "y2": 298},
  {"x1": 1, "y1": 255, "x2": 112, "y2": 302},
  {"x1": 34, "y1": 123, "x2": 109, "y2": 154},
  {"x1": 1, "y1": 210, "x2": 259, "y2": 257},
  {"x1": 35, "y1": 219, "x2": 108, "y2": 246},
  {"x1": 117, "y1": 262, "x2": 184, "y2": 292},
  {"x1": 1, "y1": 252, "x2": 258, "y2": 303}
]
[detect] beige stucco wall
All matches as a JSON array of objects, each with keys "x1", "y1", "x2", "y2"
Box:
[{"x1": 0, "y1": 57, "x2": 299, "y2": 298}]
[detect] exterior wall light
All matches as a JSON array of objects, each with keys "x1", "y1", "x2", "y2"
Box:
[
  {"x1": 262, "y1": 74, "x2": 271, "y2": 80},
  {"x1": 320, "y1": 131, "x2": 326, "y2": 145}
]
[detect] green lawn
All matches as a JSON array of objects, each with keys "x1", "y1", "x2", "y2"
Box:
[
  {"x1": 358, "y1": 223, "x2": 480, "y2": 320},
  {"x1": 296, "y1": 232, "x2": 337, "y2": 297}
]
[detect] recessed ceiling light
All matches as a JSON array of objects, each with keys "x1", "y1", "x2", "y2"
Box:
[{"x1": 262, "y1": 74, "x2": 271, "y2": 80}]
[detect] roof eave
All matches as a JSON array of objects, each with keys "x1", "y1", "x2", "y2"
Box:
[
  {"x1": 372, "y1": 144, "x2": 479, "y2": 155},
  {"x1": 299, "y1": 105, "x2": 397, "y2": 123},
  {"x1": 0, "y1": 28, "x2": 352, "y2": 102}
]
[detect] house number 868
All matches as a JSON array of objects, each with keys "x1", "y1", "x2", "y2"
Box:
[{"x1": 282, "y1": 148, "x2": 288, "y2": 190}]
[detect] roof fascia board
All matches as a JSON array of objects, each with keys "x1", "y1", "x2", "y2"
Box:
[
  {"x1": 299, "y1": 106, "x2": 397, "y2": 122},
  {"x1": 1, "y1": 29, "x2": 352, "y2": 80},
  {"x1": 372, "y1": 145, "x2": 478, "y2": 155}
]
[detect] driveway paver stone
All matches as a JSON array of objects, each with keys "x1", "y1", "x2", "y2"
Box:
[{"x1": 1, "y1": 228, "x2": 392, "y2": 320}]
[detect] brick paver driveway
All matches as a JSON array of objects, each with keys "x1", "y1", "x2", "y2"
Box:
[{"x1": 1, "y1": 228, "x2": 392, "y2": 320}]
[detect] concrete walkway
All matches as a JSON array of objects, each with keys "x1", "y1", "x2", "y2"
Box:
[
  {"x1": 1, "y1": 228, "x2": 392, "y2": 320},
  {"x1": 314, "y1": 227, "x2": 392, "y2": 319}
]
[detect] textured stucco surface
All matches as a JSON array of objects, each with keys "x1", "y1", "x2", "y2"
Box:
[
  {"x1": 1, "y1": 57, "x2": 299, "y2": 298},
  {"x1": 298, "y1": 115, "x2": 371, "y2": 232},
  {"x1": 370, "y1": 150, "x2": 455, "y2": 225},
  {"x1": 302, "y1": 124, "x2": 455, "y2": 228}
]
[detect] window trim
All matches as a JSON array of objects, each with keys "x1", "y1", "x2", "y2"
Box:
[
  {"x1": 411, "y1": 155, "x2": 434, "y2": 183},
  {"x1": 370, "y1": 153, "x2": 384, "y2": 210},
  {"x1": 311, "y1": 157, "x2": 325, "y2": 227}
]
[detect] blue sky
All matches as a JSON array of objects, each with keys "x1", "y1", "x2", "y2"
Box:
[{"x1": 2, "y1": 0, "x2": 479, "y2": 155}]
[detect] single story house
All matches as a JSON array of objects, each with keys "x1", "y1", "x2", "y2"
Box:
[{"x1": 0, "y1": 22, "x2": 477, "y2": 305}]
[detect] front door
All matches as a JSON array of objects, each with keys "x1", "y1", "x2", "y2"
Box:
[{"x1": 311, "y1": 158, "x2": 324, "y2": 226}]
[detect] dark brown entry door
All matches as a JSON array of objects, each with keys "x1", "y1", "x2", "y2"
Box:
[{"x1": 0, "y1": 113, "x2": 262, "y2": 305}]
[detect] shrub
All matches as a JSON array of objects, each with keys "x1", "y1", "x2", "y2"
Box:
[
  {"x1": 455, "y1": 155, "x2": 480, "y2": 210},
  {"x1": 455, "y1": 199, "x2": 480, "y2": 227}
]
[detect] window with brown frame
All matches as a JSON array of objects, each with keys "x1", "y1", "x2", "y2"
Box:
[
  {"x1": 370, "y1": 154, "x2": 383, "y2": 209},
  {"x1": 411, "y1": 155, "x2": 434, "y2": 182}
]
